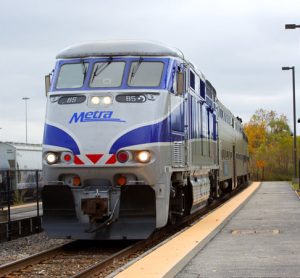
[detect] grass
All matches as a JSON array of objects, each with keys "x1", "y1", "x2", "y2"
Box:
[{"x1": 291, "y1": 182, "x2": 300, "y2": 191}]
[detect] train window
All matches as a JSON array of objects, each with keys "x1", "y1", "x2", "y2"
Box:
[
  {"x1": 90, "y1": 62, "x2": 125, "y2": 88},
  {"x1": 200, "y1": 80, "x2": 205, "y2": 99},
  {"x1": 206, "y1": 86, "x2": 213, "y2": 99},
  {"x1": 56, "y1": 63, "x2": 89, "y2": 89},
  {"x1": 189, "y1": 71, "x2": 195, "y2": 90},
  {"x1": 219, "y1": 109, "x2": 224, "y2": 119},
  {"x1": 172, "y1": 70, "x2": 177, "y2": 94},
  {"x1": 128, "y1": 61, "x2": 163, "y2": 87}
]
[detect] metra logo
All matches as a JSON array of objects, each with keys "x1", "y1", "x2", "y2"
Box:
[{"x1": 69, "y1": 111, "x2": 125, "y2": 124}]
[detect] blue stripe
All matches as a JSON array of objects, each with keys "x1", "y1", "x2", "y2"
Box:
[
  {"x1": 43, "y1": 124, "x2": 80, "y2": 154},
  {"x1": 109, "y1": 117, "x2": 171, "y2": 154},
  {"x1": 43, "y1": 105, "x2": 216, "y2": 156}
]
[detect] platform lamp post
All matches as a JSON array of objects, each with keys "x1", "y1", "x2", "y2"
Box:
[
  {"x1": 282, "y1": 67, "x2": 297, "y2": 181},
  {"x1": 298, "y1": 118, "x2": 300, "y2": 190},
  {"x1": 285, "y1": 24, "x2": 300, "y2": 29},
  {"x1": 285, "y1": 24, "x2": 300, "y2": 184},
  {"x1": 22, "y1": 97, "x2": 30, "y2": 144}
]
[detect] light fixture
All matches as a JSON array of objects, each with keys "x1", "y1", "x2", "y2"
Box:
[
  {"x1": 116, "y1": 175, "x2": 127, "y2": 186},
  {"x1": 116, "y1": 150, "x2": 131, "y2": 163},
  {"x1": 61, "y1": 152, "x2": 74, "y2": 164},
  {"x1": 45, "y1": 152, "x2": 58, "y2": 164},
  {"x1": 89, "y1": 95, "x2": 113, "y2": 106},
  {"x1": 285, "y1": 24, "x2": 300, "y2": 29},
  {"x1": 102, "y1": 96, "x2": 113, "y2": 105},
  {"x1": 91, "y1": 96, "x2": 101, "y2": 105},
  {"x1": 135, "y1": 151, "x2": 151, "y2": 163}
]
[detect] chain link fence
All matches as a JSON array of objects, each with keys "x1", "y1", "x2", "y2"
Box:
[{"x1": 0, "y1": 170, "x2": 42, "y2": 241}]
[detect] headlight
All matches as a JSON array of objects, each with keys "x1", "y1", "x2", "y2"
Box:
[
  {"x1": 89, "y1": 95, "x2": 113, "y2": 106},
  {"x1": 135, "y1": 151, "x2": 151, "y2": 163},
  {"x1": 102, "y1": 96, "x2": 113, "y2": 105},
  {"x1": 45, "y1": 152, "x2": 58, "y2": 164},
  {"x1": 91, "y1": 96, "x2": 101, "y2": 105}
]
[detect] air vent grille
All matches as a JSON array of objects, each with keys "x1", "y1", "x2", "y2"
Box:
[{"x1": 172, "y1": 141, "x2": 184, "y2": 167}]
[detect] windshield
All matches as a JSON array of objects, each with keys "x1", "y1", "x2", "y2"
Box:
[
  {"x1": 53, "y1": 59, "x2": 167, "y2": 91},
  {"x1": 90, "y1": 62, "x2": 125, "y2": 88},
  {"x1": 128, "y1": 62, "x2": 164, "y2": 87},
  {"x1": 56, "y1": 63, "x2": 88, "y2": 89}
]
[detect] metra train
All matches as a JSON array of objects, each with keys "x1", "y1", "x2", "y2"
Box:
[{"x1": 42, "y1": 41, "x2": 249, "y2": 240}]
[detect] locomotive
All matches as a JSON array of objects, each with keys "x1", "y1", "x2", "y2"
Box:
[{"x1": 42, "y1": 41, "x2": 249, "y2": 240}]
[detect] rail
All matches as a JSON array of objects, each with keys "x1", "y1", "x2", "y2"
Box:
[
  {"x1": 0, "y1": 242, "x2": 75, "y2": 276},
  {"x1": 0, "y1": 181, "x2": 250, "y2": 277},
  {"x1": 75, "y1": 181, "x2": 251, "y2": 277}
]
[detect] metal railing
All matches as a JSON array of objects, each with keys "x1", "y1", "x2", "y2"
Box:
[{"x1": 0, "y1": 170, "x2": 42, "y2": 241}]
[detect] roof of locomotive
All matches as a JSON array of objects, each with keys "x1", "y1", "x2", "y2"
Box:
[{"x1": 56, "y1": 40, "x2": 184, "y2": 59}]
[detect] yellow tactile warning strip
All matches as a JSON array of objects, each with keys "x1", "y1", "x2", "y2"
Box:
[{"x1": 114, "y1": 182, "x2": 261, "y2": 278}]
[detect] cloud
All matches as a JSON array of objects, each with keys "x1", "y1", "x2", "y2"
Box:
[{"x1": 1, "y1": 0, "x2": 300, "y2": 143}]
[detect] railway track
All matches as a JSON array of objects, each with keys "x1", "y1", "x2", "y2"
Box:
[
  {"x1": 0, "y1": 240, "x2": 132, "y2": 277},
  {"x1": 0, "y1": 182, "x2": 249, "y2": 277}
]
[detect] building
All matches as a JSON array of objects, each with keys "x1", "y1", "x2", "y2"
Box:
[
  {"x1": 0, "y1": 142, "x2": 42, "y2": 193},
  {"x1": 0, "y1": 142, "x2": 42, "y2": 170}
]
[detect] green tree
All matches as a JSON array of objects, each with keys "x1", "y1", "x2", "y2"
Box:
[{"x1": 244, "y1": 109, "x2": 293, "y2": 180}]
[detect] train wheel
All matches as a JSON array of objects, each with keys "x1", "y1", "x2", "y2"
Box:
[{"x1": 168, "y1": 210, "x2": 177, "y2": 225}]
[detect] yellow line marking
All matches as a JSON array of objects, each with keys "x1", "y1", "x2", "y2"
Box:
[{"x1": 115, "y1": 182, "x2": 261, "y2": 278}]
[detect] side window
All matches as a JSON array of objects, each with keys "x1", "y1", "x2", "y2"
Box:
[
  {"x1": 174, "y1": 66, "x2": 185, "y2": 96},
  {"x1": 213, "y1": 114, "x2": 217, "y2": 140},
  {"x1": 172, "y1": 70, "x2": 177, "y2": 94},
  {"x1": 189, "y1": 71, "x2": 195, "y2": 90},
  {"x1": 200, "y1": 80, "x2": 205, "y2": 99},
  {"x1": 219, "y1": 109, "x2": 224, "y2": 119}
]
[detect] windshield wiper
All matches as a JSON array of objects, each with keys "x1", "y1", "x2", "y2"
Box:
[
  {"x1": 91, "y1": 57, "x2": 113, "y2": 83},
  {"x1": 80, "y1": 60, "x2": 88, "y2": 82},
  {"x1": 129, "y1": 57, "x2": 143, "y2": 84}
]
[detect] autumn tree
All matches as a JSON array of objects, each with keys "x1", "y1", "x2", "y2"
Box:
[{"x1": 244, "y1": 109, "x2": 293, "y2": 180}]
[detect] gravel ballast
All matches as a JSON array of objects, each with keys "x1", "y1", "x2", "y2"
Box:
[{"x1": 0, "y1": 232, "x2": 71, "y2": 266}]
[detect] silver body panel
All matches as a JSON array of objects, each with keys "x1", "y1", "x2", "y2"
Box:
[{"x1": 42, "y1": 41, "x2": 249, "y2": 239}]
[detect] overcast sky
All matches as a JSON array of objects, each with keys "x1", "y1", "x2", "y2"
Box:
[{"x1": 0, "y1": 0, "x2": 300, "y2": 144}]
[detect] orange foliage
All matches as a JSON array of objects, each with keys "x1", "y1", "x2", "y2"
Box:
[{"x1": 244, "y1": 122, "x2": 266, "y2": 156}]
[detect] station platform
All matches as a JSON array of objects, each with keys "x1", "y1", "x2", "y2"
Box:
[
  {"x1": 113, "y1": 182, "x2": 300, "y2": 278},
  {"x1": 0, "y1": 202, "x2": 42, "y2": 222},
  {"x1": 177, "y1": 181, "x2": 300, "y2": 278}
]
